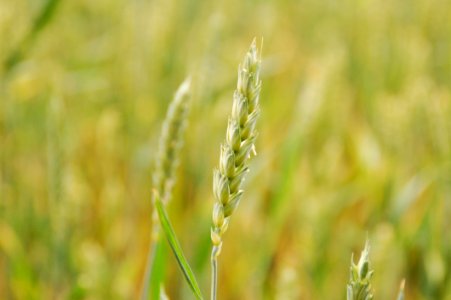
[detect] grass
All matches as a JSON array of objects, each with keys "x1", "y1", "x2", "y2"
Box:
[{"x1": 1, "y1": 0, "x2": 450, "y2": 299}]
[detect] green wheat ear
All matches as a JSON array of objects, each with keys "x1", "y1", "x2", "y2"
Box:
[
  {"x1": 151, "y1": 77, "x2": 192, "y2": 238},
  {"x1": 347, "y1": 239, "x2": 374, "y2": 300},
  {"x1": 211, "y1": 39, "x2": 261, "y2": 257},
  {"x1": 153, "y1": 78, "x2": 191, "y2": 204},
  {"x1": 210, "y1": 38, "x2": 262, "y2": 300}
]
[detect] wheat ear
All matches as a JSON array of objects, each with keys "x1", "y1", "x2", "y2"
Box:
[
  {"x1": 141, "y1": 78, "x2": 191, "y2": 300},
  {"x1": 347, "y1": 240, "x2": 374, "y2": 300},
  {"x1": 153, "y1": 78, "x2": 191, "y2": 204},
  {"x1": 210, "y1": 39, "x2": 262, "y2": 299}
]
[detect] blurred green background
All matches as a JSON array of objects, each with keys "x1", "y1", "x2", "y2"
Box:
[{"x1": 1, "y1": 0, "x2": 450, "y2": 299}]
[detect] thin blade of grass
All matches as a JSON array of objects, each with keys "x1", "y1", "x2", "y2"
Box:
[
  {"x1": 154, "y1": 191, "x2": 204, "y2": 300},
  {"x1": 4, "y1": 0, "x2": 63, "y2": 70},
  {"x1": 141, "y1": 239, "x2": 167, "y2": 300},
  {"x1": 32, "y1": 0, "x2": 62, "y2": 36},
  {"x1": 149, "y1": 241, "x2": 166, "y2": 300}
]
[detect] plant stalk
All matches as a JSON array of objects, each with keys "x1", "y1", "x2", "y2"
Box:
[{"x1": 211, "y1": 246, "x2": 219, "y2": 300}]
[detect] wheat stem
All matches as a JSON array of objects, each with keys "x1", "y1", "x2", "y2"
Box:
[{"x1": 211, "y1": 247, "x2": 219, "y2": 300}]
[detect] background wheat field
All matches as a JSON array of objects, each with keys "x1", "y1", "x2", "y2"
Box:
[{"x1": 1, "y1": 0, "x2": 450, "y2": 299}]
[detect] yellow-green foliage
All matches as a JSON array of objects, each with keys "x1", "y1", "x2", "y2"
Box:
[{"x1": 1, "y1": 0, "x2": 450, "y2": 299}]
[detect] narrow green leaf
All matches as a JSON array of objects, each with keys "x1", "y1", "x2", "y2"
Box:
[
  {"x1": 4, "y1": 0, "x2": 62, "y2": 70},
  {"x1": 154, "y1": 191, "x2": 204, "y2": 300},
  {"x1": 32, "y1": 0, "x2": 62, "y2": 36},
  {"x1": 149, "y1": 240, "x2": 167, "y2": 300}
]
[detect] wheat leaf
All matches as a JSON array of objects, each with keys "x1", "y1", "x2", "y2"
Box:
[{"x1": 154, "y1": 191, "x2": 204, "y2": 300}]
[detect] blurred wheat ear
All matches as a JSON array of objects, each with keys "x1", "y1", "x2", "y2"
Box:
[
  {"x1": 347, "y1": 239, "x2": 374, "y2": 300},
  {"x1": 210, "y1": 39, "x2": 262, "y2": 300},
  {"x1": 141, "y1": 78, "x2": 191, "y2": 300}
]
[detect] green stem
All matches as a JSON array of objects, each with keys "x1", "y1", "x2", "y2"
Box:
[{"x1": 211, "y1": 246, "x2": 219, "y2": 300}]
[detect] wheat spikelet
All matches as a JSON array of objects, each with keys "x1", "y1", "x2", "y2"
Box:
[
  {"x1": 210, "y1": 39, "x2": 261, "y2": 257},
  {"x1": 210, "y1": 39, "x2": 261, "y2": 299},
  {"x1": 347, "y1": 240, "x2": 374, "y2": 300}
]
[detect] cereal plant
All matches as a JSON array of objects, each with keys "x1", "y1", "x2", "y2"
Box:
[{"x1": 1, "y1": 0, "x2": 450, "y2": 299}]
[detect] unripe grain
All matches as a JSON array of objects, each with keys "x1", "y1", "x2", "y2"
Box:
[{"x1": 211, "y1": 39, "x2": 261, "y2": 257}]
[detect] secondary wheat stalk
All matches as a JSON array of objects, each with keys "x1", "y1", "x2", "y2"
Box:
[
  {"x1": 141, "y1": 78, "x2": 191, "y2": 300},
  {"x1": 47, "y1": 95, "x2": 65, "y2": 296},
  {"x1": 210, "y1": 39, "x2": 262, "y2": 300},
  {"x1": 347, "y1": 240, "x2": 374, "y2": 300}
]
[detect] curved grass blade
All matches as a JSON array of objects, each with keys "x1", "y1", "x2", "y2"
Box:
[
  {"x1": 31, "y1": 0, "x2": 62, "y2": 36},
  {"x1": 4, "y1": 0, "x2": 63, "y2": 71},
  {"x1": 154, "y1": 190, "x2": 204, "y2": 300}
]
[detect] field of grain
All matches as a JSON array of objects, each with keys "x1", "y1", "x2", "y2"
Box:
[{"x1": 1, "y1": 0, "x2": 450, "y2": 299}]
